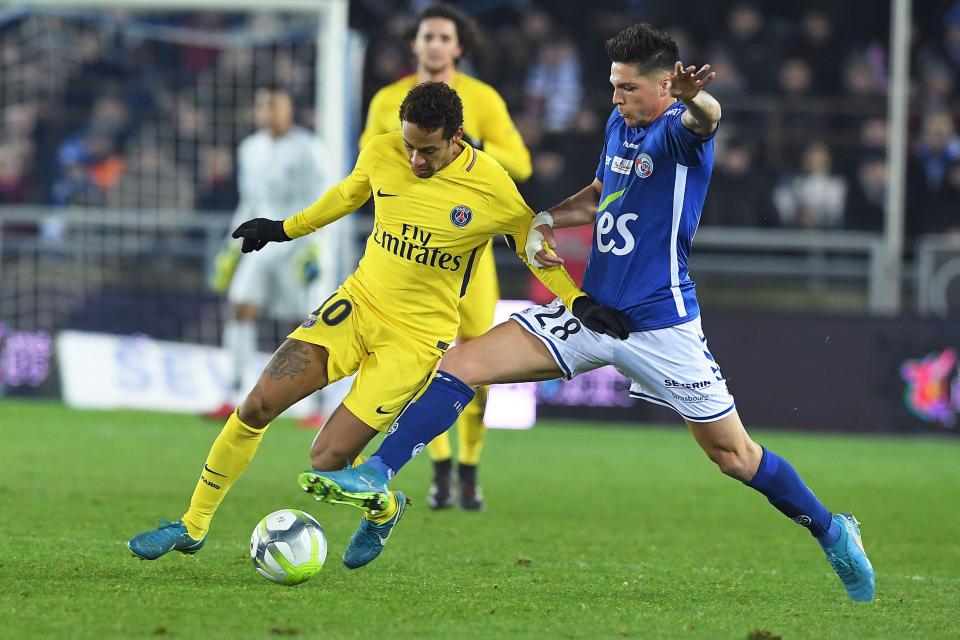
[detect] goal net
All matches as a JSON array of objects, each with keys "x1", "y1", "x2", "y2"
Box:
[{"x1": 0, "y1": 0, "x2": 357, "y2": 397}]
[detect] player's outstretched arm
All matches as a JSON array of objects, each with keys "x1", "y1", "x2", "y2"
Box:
[
  {"x1": 670, "y1": 61, "x2": 721, "y2": 137},
  {"x1": 474, "y1": 90, "x2": 532, "y2": 182},
  {"x1": 281, "y1": 139, "x2": 380, "y2": 240}
]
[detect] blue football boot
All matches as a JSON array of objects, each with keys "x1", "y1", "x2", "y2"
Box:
[
  {"x1": 342, "y1": 491, "x2": 408, "y2": 569},
  {"x1": 128, "y1": 519, "x2": 206, "y2": 560},
  {"x1": 822, "y1": 513, "x2": 876, "y2": 602},
  {"x1": 298, "y1": 461, "x2": 391, "y2": 513}
]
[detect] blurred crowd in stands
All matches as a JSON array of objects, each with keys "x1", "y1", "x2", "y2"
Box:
[{"x1": 1, "y1": 0, "x2": 959, "y2": 238}]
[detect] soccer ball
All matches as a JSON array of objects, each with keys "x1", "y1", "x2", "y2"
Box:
[{"x1": 250, "y1": 509, "x2": 327, "y2": 585}]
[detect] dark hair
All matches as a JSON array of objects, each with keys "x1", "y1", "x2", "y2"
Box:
[
  {"x1": 404, "y1": 3, "x2": 480, "y2": 58},
  {"x1": 605, "y1": 23, "x2": 679, "y2": 75},
  {"x1": 399, "y1": 82, "x2": 464, "y2": 139},
  {"x1": 257, "y1": 82, "x2": 292, "y2": 97}
]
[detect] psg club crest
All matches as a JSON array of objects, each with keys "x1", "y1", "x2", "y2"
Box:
[
  {"x1": 450, "y1": 205, "x2": 472, "y2": 228},
  {"x1": 635, "y1": 153, "x2": 654, "y2": 178}
]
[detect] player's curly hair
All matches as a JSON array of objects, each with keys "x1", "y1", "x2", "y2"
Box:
[
  {"x1": 404, "y1": 3, "x2": 480, "y2": 58},
  {"x1": 399, "y1": 81, "x2": 464, "y2": 139},
  {"x1": 605, "y1": 23, "x2": 678, "y2": 75}
]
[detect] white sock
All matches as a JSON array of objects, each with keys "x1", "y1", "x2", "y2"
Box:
[{"x1": 223, "y1": 319, "x2": 256, "y2": 400}]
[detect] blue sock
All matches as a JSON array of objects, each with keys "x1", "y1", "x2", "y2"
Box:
[
  {"x1": 746, "y1": 447, "x2": 841, "y2": 547},
  {"x1": 370, "y1": 370, "x2": 475, "y2": 477}
]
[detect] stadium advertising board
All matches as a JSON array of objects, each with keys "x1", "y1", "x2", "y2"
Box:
[
  {"x1": 537, "y1": 312, "x2": 960, "y2": 434},
  {"x1": 0, "y1": 324, "x2": 54, "y2": 392},
  {"x1": 56, "y1": 331, "x2": 314, "y2": 417}
]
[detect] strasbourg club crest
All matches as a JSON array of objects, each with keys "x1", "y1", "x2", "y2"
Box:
[
  {"x1": 450, "y1": 205, "x2": 472, "y2": 228},
  {"x1": 635, "y1": 152, "x2": 654, "y2": 178}
]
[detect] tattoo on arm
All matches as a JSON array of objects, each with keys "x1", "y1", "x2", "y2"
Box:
[{"x1": 266, "y1": 341, "x2": 312, "y2": 380}]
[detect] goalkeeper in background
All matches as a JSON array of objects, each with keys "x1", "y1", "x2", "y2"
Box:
[
  {"x1": 207, "y1": 84, "x2": 327, "y2": 426},
  {"x1": 360, "y1": 3, "x2": 532, "y2": 511}
]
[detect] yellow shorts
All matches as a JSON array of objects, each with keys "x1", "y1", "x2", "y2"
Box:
[
  {"x1": 457, "y1": 242, "x2": 499, "y2": 339},
  {"x1": 288, "y1": 285, "x2": 441, "y2": 432}
]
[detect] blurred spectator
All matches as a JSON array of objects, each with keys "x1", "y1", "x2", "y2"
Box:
[
  {"x1": 844, "y1": 53, "x2": 886, "y2": 100},
  {"x1": 196, "y1": 145, "x2": 238, "y2": 211},
  {"x1": 524, "y1": 33, "x2": 583, "y2": 133},
  {"x1": 918, "y1": 60, "x2": 955, "y2": 115},
  {"x1": 778, "y1": 58, "x2": 815, "y2": 98},
  {"x1": 702, "y1": 47, "x2": 745, "y2": 101},
  {"x1": 725, "y1": 3, "x2": 779, "y2": 93},
  {"x1": 789, "y1": 9, "x2": 841, "y2": 95},
  {"x1": 913, "y1": 112, "x2": 960, "y2": 193},
  {"x1": 703, "y1": 138, "x2": 774, "y2": 227},
  {"x1": 773, "y1": 141, "x2": 848, "y2": 228},
  {"x1": 922, "y1": 160, "x2": 960, "y2": 234},
  {"x1": 845, "y1": 152, "x2": 887, "y2": 232},
  {"x1": 0, "y1": 145, "x2": 27, "y2": 203},
  {"x1": 52, "y1": 128, "x2": 124, "y2": 205},
  {"x1": 105, "y1": 142, "x2": 194, "y2": 210},
  {"x1": 942, "y1": 3, "x2": 960, "y2": 71}
]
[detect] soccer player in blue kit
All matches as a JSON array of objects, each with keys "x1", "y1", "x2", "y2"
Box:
[{"x1": 302, "y1": 23, "x2": 876, "y2": 602}]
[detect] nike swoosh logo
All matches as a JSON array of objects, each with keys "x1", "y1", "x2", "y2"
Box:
[
  {"x1": 204, "y1": 464, "x2": 227, "y2": 478},
  {"x1": 376, "y1": 188, "x2": 398, "y2": 197},
  {"x1": 376, "y1": 405, "x2": 393, "y2": 415},
  {"x1": 376, "y1": 500, "x2": 405, "y2": 545}
]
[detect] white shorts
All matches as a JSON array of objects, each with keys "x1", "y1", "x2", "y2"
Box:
[
  {"x1": 512, "y1": 299, "x2": 736, "y2": 422},
  {"x1": 228, "y1": 242, "x2": 313, "y2": 319}
]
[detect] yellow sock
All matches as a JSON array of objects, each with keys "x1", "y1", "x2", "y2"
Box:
[
  {"x1": 182, "y1": 411, "x2": 268, "y2": 539},
  {"x1": 365, "y1": 490, "x2": 398, "y2": 524},
  {"x1": 426, "y1": 431, "x2": 452, "y2": 462},
  {"x1": 456, "y1": 386, "x2": 487, "y2": 466}
]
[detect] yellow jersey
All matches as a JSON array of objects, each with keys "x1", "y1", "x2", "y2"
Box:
[
  {"x1": 283, "y1": 132, "x2": 581, "y2": 346},
  {"x1": 360, "y1": 71, "x2": 531, "y2": 182}
]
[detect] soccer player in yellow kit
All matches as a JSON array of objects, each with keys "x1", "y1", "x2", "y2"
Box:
[
  {"x1": 360, "y1": 4, "x2": 532, "y2": 510},
  {"x1": 127, "y1": 82, "x2": 629, "y2": 565}
]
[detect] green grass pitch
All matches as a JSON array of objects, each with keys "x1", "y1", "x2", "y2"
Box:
[{"x1": 1, "y1": 400, "x2": 957, "y2": 639}]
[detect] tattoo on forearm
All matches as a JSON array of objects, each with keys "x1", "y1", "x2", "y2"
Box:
[{"x1": 267, "y1": 341, "x2": 311, "y2": 380}]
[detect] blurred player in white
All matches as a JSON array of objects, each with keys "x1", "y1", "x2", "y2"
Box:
[{"x1": 207, "y1": 84, "x2": 327, "y2": 424}]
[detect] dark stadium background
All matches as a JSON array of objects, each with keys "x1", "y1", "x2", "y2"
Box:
[{"x1": 1, "y1": 0, "x2": 959, "y2": 435}]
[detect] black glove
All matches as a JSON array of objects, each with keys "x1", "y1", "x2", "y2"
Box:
[
  {"x1": 231, "y1": 218, "x2": 291, "y2": 253},
  {"x1": 572, "y1": 296, "x2": 630, "y2": 340},
  {"x1": 462, "y1": 131, "x2": 483, "y2": 151}
]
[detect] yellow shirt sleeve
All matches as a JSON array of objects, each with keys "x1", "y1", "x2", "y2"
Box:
[
  {"x1": 476, "y1": 89, "x2": 532, "y2": 182},
  {"x1": 490, "y1": 173, "x2": 584, "y2": 308},
  {"x1": 359, "y1": 88, "x2": 392, "y2": 150},
  {"x1": 283, "y1": 138, "x2": 377, "y2": 239}
]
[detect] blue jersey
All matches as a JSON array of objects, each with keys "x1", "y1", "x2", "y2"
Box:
[{"x1": 583, "y1": 104, "x2": 716, "y2": 331}]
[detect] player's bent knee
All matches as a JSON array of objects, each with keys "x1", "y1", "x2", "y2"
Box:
[
  {"x1": 438, "y1": 347, "x2": 483, "y2": 387},
  {"x1": 238, "y1": 389, "x2": 278, "y2": 429},
  {"x1": 707, "y1": 447, "x2": 756, "y2": 482},
  {"x1": 309, "y1": 443, "x2": 353, "y2": 471}
]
